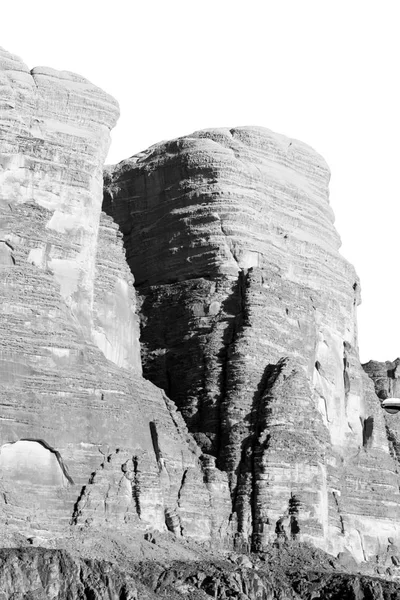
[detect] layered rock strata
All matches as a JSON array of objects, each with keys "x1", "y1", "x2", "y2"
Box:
[
  {"x1": 3, "y1": 42, "x2": 400, "y2": 570},
  {"x1": 0, "y1": 48, "x2": 230, "y2": 543},
  {"x1": 104, "y1": 127, "x2": 400, "y2": 560}
]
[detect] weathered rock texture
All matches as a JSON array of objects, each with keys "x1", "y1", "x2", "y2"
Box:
[
  {"x1": 0, "y1": 545, "x2": 400, "y2": 600},
  {"x1": 2, "y1": 543, "x2": 400, "y2": 600},
  {"x1": 363, "y1": 358, "x2": 400, "y2": 485},
  {"x1": 3, "y1": 42, "x2": 400, "y2": 579},
  {"x1": 363, "y1": 358, "x2": 400, "y2": 401},
  {"x1": 138, "y1": 543, "x2": 400, "y2": 600},
  {"x1": 0, "y1": 548, "x2": 138, "y2": 599},
  {"x1": 0, "y1": 47, "x2": 230, "y2": 543},
  {"x1": 104, "y1": 127, "x2": 400, "y2": 560}
]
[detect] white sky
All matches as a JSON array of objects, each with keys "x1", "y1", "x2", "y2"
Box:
[{"x1": 1, "y1": 0, "x2": 399, "y2": 362}]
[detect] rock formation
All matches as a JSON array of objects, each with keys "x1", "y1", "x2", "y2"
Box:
[
  {"x1": 363, "y1": 358, "x2": 400, "y2": 401},
  {"x1": 3, "y1": 543, "x2": 400, "y2": 599},
  {"x1": 0, "y1": 46, "x2": 230, "y2": 544},
  {"x1": 104, "y1": 127, "x2": 400, "y2": 561},
  {"x1": 0, "y1": 548, "x2": 139, "y2": 599},
  {"x1": 363, "y1": 358, "x2": 400, "y2": 479},
  {"x1": 3, "y1": 45, "x2": 400, "y2": 599}
]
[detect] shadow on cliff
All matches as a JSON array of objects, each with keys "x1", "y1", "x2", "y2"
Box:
[
  {"x1": 97, "y1": 207, "x2": 307, "y2": 550},
  {"x1": 137, "y1": 273, "x2": 246, "y2": 459},
  {"x1": 228, "y1": 359, "x2": 286, "y2": 551},
  {"x1": 137, "y1": 264, "x2": 290, "y2": 551}
]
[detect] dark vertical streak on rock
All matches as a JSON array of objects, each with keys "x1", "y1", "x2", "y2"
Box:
[
  {"x1": 131, "y1": 455, "x2": 141, "y2": 518},
  {"x1": 70, "y1": 485, "x2": 88, "y2": 525},
  {"x1": 177, "y1": 468, "x2": 188, "y2": 503},
  {"x1": 289, "y1": 494, "x2": 301, "y2": 540},
  {"x1": 343, "y1": 342, "x2": 351, "y2": 395},
  {"x1": 177, "y1": 468, "x2": 189, "y2": 536},
  {"x1": 217, "y1": 269, "x2": 248, "y2": 466},
  {"x1": 362, "y1": 417, "x2": 374, "y2": 448},
  {"x1": 250, "y1": 361, "x2": 286, "y2": 551},
  {"x1": 149, "y1": 421, "x2": 162, "y2": 468}
]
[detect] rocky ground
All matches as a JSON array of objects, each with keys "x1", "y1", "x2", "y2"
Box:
[{"x1": 1, "y1": 532, "x2": 400, "y2": 599}]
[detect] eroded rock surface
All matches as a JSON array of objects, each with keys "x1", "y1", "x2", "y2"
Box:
[
  {"x1": 3, "y1": 42, "x2": 400, "y2": 583},
  {"x1": 363, "y1": 358, "x2": 400, "y2": 401},
  {"x1": 104, "y1": 127, "x2": 400, "y2": 560},
  {"x1": 1, "y1": 542, "x2": 399, "y2": 600},
  {"x1": 0, "y1": 548, "x2": 138, "y2": 599},
  {"x1": 0, "y1": 47, "x2": 229, "y2": 543}
]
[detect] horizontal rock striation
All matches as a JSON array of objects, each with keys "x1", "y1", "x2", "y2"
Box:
[
  {"x1": 3, "y1": 43, "x2": 400, "y2": 576},
  {"x1": 104, "y1": 126, "x2": 400, "y2": 559},
  {"x1": 0, "y1": 47, "x2": 230, "y2": 544}
]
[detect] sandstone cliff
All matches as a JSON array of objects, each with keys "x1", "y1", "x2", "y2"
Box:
[
  {"x1": 0, "y1": 47, "x2": 229, "y2": 544},
  {"x1": 2, "y1": 43, "x2": 400, "y2": 589},
  {"x1": 104, "y1": 126, "x2": 400, "y2": 561}
]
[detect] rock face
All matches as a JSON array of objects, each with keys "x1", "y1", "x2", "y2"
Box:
[
  {"x1": 0, "y1": 47, "x2": 230, "y2": 543},
  {"x1": 363, "y1": 358, "x2": 400, "y2": 401},
  {"x1": 3, "y1": 43, "x2": 400, "y2": 578},
  {"x1": 363, "y1": 358, "x2": 400, "y2": 478},
  {"x1": 0, "y1": 548, "x2": 138, "y2": 599},
  {"x1": 2, "y1": 544, "x2": 400, "y2": 600},
  {"x1": 104, "y1": 127, "x2": 400, "y2": 560}
]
